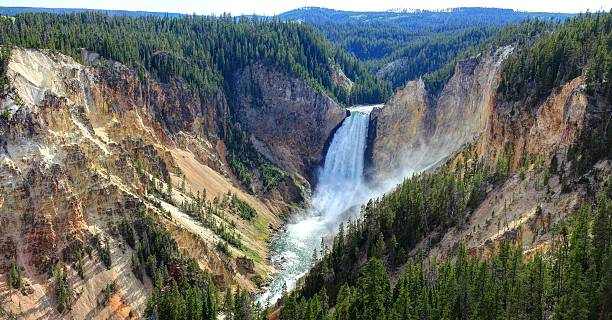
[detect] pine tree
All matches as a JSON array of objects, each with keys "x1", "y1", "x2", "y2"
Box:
[
  {"x1": 374, "y1": 232, "x2": 386, "y2": 260},
  {"x1": 359, "y1": 258, "x2": 390, "y2": 320},
  {"x1": 389, "y1": 235, "x2": 398, "y2": 266},
  {"x1": 224, "y1": 287, "x2": 235, "y2": 319},
  {"x1": 55, "y1": 263, "x2": 72, "y2": 313},
  {"x1": 8, "y1": 258, "x2": 22, "y2": 289},
  {"x1": 591, "y1": 195, "x2": 610, "y2": 279},
  {"x1": 76, "y1": 252, "x2": 84, "y2": 280}
]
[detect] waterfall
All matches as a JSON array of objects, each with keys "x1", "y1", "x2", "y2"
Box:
[
  {"x1": 314, "y1": 110, "x2": 371, "y2": 223},
  {"x1": 258, "y1": 107, "x2": 376, "y2": 304}
]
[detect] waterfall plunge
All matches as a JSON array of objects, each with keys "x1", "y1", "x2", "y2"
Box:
[{"x1": 259, "y1": 107, "x2": 375, "y2": 305}]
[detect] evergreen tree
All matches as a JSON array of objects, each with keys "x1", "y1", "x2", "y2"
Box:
[
  {"x1": 54, "y1": 263, "x2": 72, "y2": 313},
  {"x1": 8, "y1": 258, "x2": 22, "y2": 289}
]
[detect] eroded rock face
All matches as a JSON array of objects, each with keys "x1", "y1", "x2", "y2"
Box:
[
  {"x1": 424, "y1": 77, "x2": 608, "y2": 260},
  {"x1": 232, "y1": 64, "x2": 346, "y2": 183},
  {"x1": 368, "y1": 44, "x2": 607, "y2": 263},
  {"x1": 368, "y1": 47, "x2": 512, "y2": 180},
  {"x1": 367, "y1": 78, "x2": 431, "y2": 178},
  {"x1": 0, "y1": 48, "x2": 200, "y2": 318},
  {"x1": 482, "y1": 77, "x2": 590, "y2": 168},
  {"x1": 0, "y1": 48, "x2": 284, "y2": 319}
]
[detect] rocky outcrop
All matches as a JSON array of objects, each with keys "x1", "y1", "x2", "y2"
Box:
[
  {"x1": 482, "y1": 77, "x2": 590, "y2": 167},
  {"x1": 368, "y1": 46, "x2": 512, "y2": 180},
  {"x1": 83, "y1": 49, "x2": 229, "y2": 139},
  {"x1": 367, "y1": 78, "x2": 432, "y2": 178},
  {"x1": 232, "y1": 64, "x2": 346, "y2": 183},
  {"x1": 0, "y1": 48, "x2": 153, "y2": 317},
  {"x1": 330, "y1": 64, "x2": 353, "y2": 92}
]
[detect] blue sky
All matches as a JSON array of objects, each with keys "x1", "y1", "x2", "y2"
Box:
[{"x1": 2, "y1": 0, "x2": 610, "y2": 15}]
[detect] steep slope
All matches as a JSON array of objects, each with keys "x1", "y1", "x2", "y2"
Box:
[
  {"x1": 0, "y1": 47, "x2": 346, "y2": 318},
  {"x1": 423, "y1": 75, "x2": 609, "y2": 259},
  {"x1": 368, "y1": 44, "x2": 608, "y2": 260}
]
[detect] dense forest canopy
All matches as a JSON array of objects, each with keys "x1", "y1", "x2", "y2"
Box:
[
  {"x1": 0, "y1": 6, "x2": 185, "y2": 17},
  {"x1": 278, "y1": 7, "x2": 573, "y2": 29},
  {"x1": 0, "y1": 11, "x2": 390, "y2": 105},
  {"x1": 417, "y1": 18, "x2": 560, "y2": 94},
  {"x1": 279, "y1": 7, "x2": 573, "y2": 92},
  {"x1": 281, "y1": 194, "x2": 611, "y2": 320},
  {"x1": 499, "y1": 10, "x2": 612, "y2": 106}
]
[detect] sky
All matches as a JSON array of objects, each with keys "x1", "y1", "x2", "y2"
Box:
[{"x1": 2, "y1": 0, "x2": 610, "y2": 15}]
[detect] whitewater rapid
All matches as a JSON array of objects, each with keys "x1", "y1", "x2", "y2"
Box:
[{"x1": 258, "y1": 105, "x2": 379, "y2": 304}]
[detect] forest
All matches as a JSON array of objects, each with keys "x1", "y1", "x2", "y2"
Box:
[
  {"x1": 282, "y1": 7, "x2": 571, "y2": 93},
  {"x1": 499, "y1": 11, "x2": 612, "y2": 106},
  {"x1": 0, "y1": 12, "x2": 390, "y2": 105},
  {"x1": 278, "y1": 7, "x2": 571, "y2": 30},
  {"x1": 280, "y1": 194, "x2": 611, "y2": 320}
]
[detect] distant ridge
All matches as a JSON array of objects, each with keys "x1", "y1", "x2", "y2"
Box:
[
  {"x1": 0, "y1": 6, "x2": 575, "y2": 21},
  {"x1": 276, "y1": 7, "x2": 574, "y2": 27},
  {"x1": 0, "y1": 6, "x2": 184, "y2": 17}
]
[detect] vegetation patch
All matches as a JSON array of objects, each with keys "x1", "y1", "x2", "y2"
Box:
[
  {"x1": 230, "y1": 194, "x2": 257, "y2": 221},
  {"x1": 54, "y1": 263, "x2": 72, "y2": 313},
  {"x1": 8, "y1": 258, "x2": 22, "y2": 289},
  {"x1": 99, "y1": 281, "x2": 117, "y2": 307},
  {"x1": 0, "y1": 45, "x2": 11, "y2": 95}
]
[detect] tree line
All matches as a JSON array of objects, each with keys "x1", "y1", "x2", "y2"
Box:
[{"x1": 302, "y1": 8, "x2": 568, "y2": 94}]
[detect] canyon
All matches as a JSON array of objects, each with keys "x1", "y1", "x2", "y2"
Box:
[{"x1": 0, "y1": 33, "x2": 610, "y2": 319}]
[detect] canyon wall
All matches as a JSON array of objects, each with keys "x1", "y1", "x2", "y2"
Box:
[
  {"x1": 368, "y1": 46, "x2": 512, "y2": 180},
  {"x1": 425, "y1": 74, "x2": 611, "y2": 260},
  {"x1": 232, "y1": 64, "x2": 346, "y2": 184},
  {"x1": 0, "y1": 48, "x2": 345, "y2": 318},
  {"x1": 369, "y1": 46, "x2": 610, "y2": 261}
]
